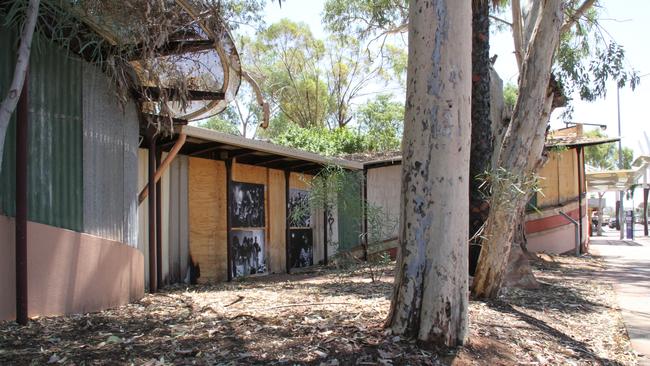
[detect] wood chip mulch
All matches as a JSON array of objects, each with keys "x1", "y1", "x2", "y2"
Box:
[{"x1": 0, "y1": 255, "x2": 637, "y2": 365}]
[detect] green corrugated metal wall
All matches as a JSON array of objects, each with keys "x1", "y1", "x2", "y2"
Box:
[
  {"x1": 337, "y1": 171, "x2": 363, "y2": 250},
  {"x1": 0, "y1": 29, "x2": 84, "y2": 231}
]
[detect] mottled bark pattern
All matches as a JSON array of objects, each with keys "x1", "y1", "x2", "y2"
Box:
[
  {"x1": 469, "y1": 0, "x2": 492, "y2": 275},
  {"x1": 472, "y1": 0, "x2": 564, "y2": 299},
  {"x1": 386, "y1": 0, "x2": 471, "y2": 347}
]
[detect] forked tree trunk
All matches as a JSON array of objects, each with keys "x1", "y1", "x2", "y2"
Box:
[
  {"x1": 471, "y1": 0, "x2": 564, "y2": 299},
  {"x1": 386, "y1": 0, "x2": 471, "y2": 347},
  {"x1": 0, "y1": 0, "x2": 40, "y2": 172}
]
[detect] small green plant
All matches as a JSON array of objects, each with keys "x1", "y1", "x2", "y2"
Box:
[{"x1": 294, "y1": 166, "x2": 397, "y2": 283}]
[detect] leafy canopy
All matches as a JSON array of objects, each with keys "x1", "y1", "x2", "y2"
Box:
[{"x1": 584, "y1": 129, "x2": 633, "y2": 170}]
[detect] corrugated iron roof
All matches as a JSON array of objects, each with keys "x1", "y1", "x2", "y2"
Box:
[
  {"x1": 545, "y1": 135, "x2": 620, "y2": 148},
  {"x1": 586, "y1": 155, "x2": 650, "y2": 192},
  {"x1": 180, "y1": 125, "x2": 364, "y2": 171}
]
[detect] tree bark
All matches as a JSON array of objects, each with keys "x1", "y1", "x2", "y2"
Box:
[
  {"x1": 504, "y1": 205, "x2": 539, "y2": 289},
  {"x1": 386, "y1": 0, "x2": 471, "y2": 347},
  {"x1": 0, "y1": 0, "x2": 40, "y2": 172},
  {"x1": 597, "y1": 192, "x2": 604, "y2": 236},
  {"x1": 471, "y1": 0, "x2": 564, "y2": 299},
  {"x1": 469, "y1": 0, "x2": 492, "y2": 276}
]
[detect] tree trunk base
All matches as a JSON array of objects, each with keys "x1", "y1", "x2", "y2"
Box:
[{"x1": 504, "y1": 243, "x2": 539, "y2": 290}]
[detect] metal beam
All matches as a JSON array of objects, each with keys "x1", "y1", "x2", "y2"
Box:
[
  {"x1": 285, "y1": 170, "x2": 291, "y2": 274},
  {"x1": 189, "y1": 142, "x2": 226, "y2": 156},
  {"x1": 266, "y1": 160, "x2": 321, "y2": 171},
  {"x1": 155, "y1": 147, "x2": 163, "y2": 287},
  {"x1": 138, "y1": 133, "x2": 187, "y2": 205},
  {"x1": 125, "y1": 39, "x2": 215, "y2": 61},
  {"x1": 323, "y1": 202, "x2": 328, "y2": 266},
  {"x1": 362, "y1": 168, "x2": 368, "y2": 261},
  {"x1": 135, "y1": 86, "x2": 225, "y2": 101},
  {"x1": 147, "y1": 129, "x2": 158, "y2": 293},
  {"x1": 15, "y1": 69, "x2": 29, "y2": 326},
  {"x1": 226, "y1": 158, "x2": 233, "y2": 281}
]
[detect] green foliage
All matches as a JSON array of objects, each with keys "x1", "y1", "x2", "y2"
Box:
[
  {"x1": 246, "y1": 19, "x2": 330, "y2": 128},
  {"x1": 323, "y1": 0, "x2": 408, "y2": 39},
  {"x1": 271, "y1": 124, "x2": 367, "y2": 156},
  {"x1": 219, "y1": 0, "x2": 267, "y2": 31},
  {"x1": 243, "y1": 19, "x2": 403, "y2": 131},
  {"x1": 356, "y1": 94, "x2": 404, "y2": 152},
  {"x1": 584, "y1": 130, "x2": 634, "y2": 170},
  {"x1": 295, "y1": 166, "x2": 396, "y2": 282},
  {"x1": 198, "y1": 109, "x2": 240, "y2": 136},
  {"x1": 503, "y1": 83, "x2": 518, "y2": 109},
  {"x1": 322, "y1": 0, "x2": 639, "y2": 120},
  {"x1": 268, "y1": 94, "x2": 404, "y2": 155},
  {"x1": 553, "y1": 6, "x2": 639, "y2": 118}
]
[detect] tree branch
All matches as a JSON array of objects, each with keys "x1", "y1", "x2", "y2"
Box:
[
  {"x1": 560, "y1": 0, "x2": 596, "y2": 34},
  {"x1": 511, "y1": 0, "x2": 524, "y2": 70},
  {"x1": 490, "y1": 14, "x2": 513, "y2": 27},
  {"x1": 0, "y1": 0, "x2": 40, "y2": 172}
]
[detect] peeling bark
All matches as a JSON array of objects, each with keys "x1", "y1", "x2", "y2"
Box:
[{"x1": 386, "y1": 0, "x2": 471, "y2": 347}]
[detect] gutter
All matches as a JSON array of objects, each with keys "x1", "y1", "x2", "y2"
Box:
[{"x1": 138, "y1": 133, "x2": 187, "y2": 205}]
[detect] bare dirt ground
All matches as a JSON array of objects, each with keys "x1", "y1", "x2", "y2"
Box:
[{"x1": 0, "y1": 255, "x2": 637, "y2": 365}]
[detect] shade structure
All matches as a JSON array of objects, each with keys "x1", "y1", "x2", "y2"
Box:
[{"x1": 65, "y1": 0, "x2": 242, "y2": 121}]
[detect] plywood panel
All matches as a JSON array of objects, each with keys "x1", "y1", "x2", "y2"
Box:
[
  {"x1": 558, "y1": 149, "x2": 578, "y2": 203},
  {"x1": 537, "y1": 152, "x2": 560, "y2": 207},
  {"x1": 268, "y1": 169, "x2": 286, "y2": 273},
  {"x1": 233, "y1": 161, "x2": 268, "y2": 185},
  {"x1": 290, "y1": 172, "x2": 312, "y2": 190},
  {"x1": 189, "y1": 157, "x2": 227, "y2": 282}
]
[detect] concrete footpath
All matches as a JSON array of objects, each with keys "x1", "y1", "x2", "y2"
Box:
[{"x1": 590, "y1": 231, "x2": 650, "y2": 365}]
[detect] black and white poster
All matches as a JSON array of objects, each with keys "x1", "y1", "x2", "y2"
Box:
[
  {"x1": 288, "y1": 189, "x2": 311, "y2": 228},
  {"x1": 290, "y1": 228, "x2": 313, "y2": 268},
  {"x1": 231, "y1": 230, "x2": 266, "y2": 277},
  {"x1": 231, "y1": 182, "x2": 265, "y2": 228}
]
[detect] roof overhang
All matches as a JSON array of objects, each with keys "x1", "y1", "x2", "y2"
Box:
[
  {"x1": 586, "y1": 155, "x2": 650, "y2": 192},
  {"x1": 162, "y1": 126, "x2": 363, "y2": 174},
  {"x1": 545, "y1": 136, "x2": 620, "y2": 148}
]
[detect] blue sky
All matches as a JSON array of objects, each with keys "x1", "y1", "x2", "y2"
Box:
[{"x1": 260, "y1": 0, "x2": 650, "y2": 158}]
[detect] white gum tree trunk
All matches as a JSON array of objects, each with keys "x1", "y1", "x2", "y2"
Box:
[
  {"x1": 0, "y1": 0, "x2": 40, "y2": 172},
  {"x1": 385, "y1": 0, "x2": 471, "y2": 347},
  {"x1": 472, "y1": 0, "x2": 564, "y2": 299}
]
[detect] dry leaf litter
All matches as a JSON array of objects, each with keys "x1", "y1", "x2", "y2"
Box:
[{"x1": 0, "y1": 255, "x2": 637, "y2": 365}]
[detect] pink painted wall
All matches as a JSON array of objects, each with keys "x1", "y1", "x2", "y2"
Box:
[
  {"x1": 0, "y1": 215, "x2": 144, "y2": 321},
  {"x1": 526, "y1": 213, "x2": 589, "y2": 255}
]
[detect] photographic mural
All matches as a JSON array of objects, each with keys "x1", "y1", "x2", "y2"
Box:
[
  {"x1": 288, "y1": 188, "x2": 311, "y2": 227},
  {"x1": 231, "y1": 182, "x2": 265, "y2": 228},
  {"x1": 231, "y1": 230, "x2": 266, "y2": 277},
  {"x1": 290, "y1": 229, "x2": 313, "y2": 268}
]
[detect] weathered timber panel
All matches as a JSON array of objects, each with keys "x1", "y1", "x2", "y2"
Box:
[
  {"x1": 268, "y1": 169, "x2": 286, "y2": 273},
  {"x1": 189, "y1": 157, "x2": 227, "y2": 282},
  {"x1": 558, "y1": 149, "x2": 578, "y2": 204},
  {"x1": 537, "y1": 152, "x2": 560, "y2": 207}
]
